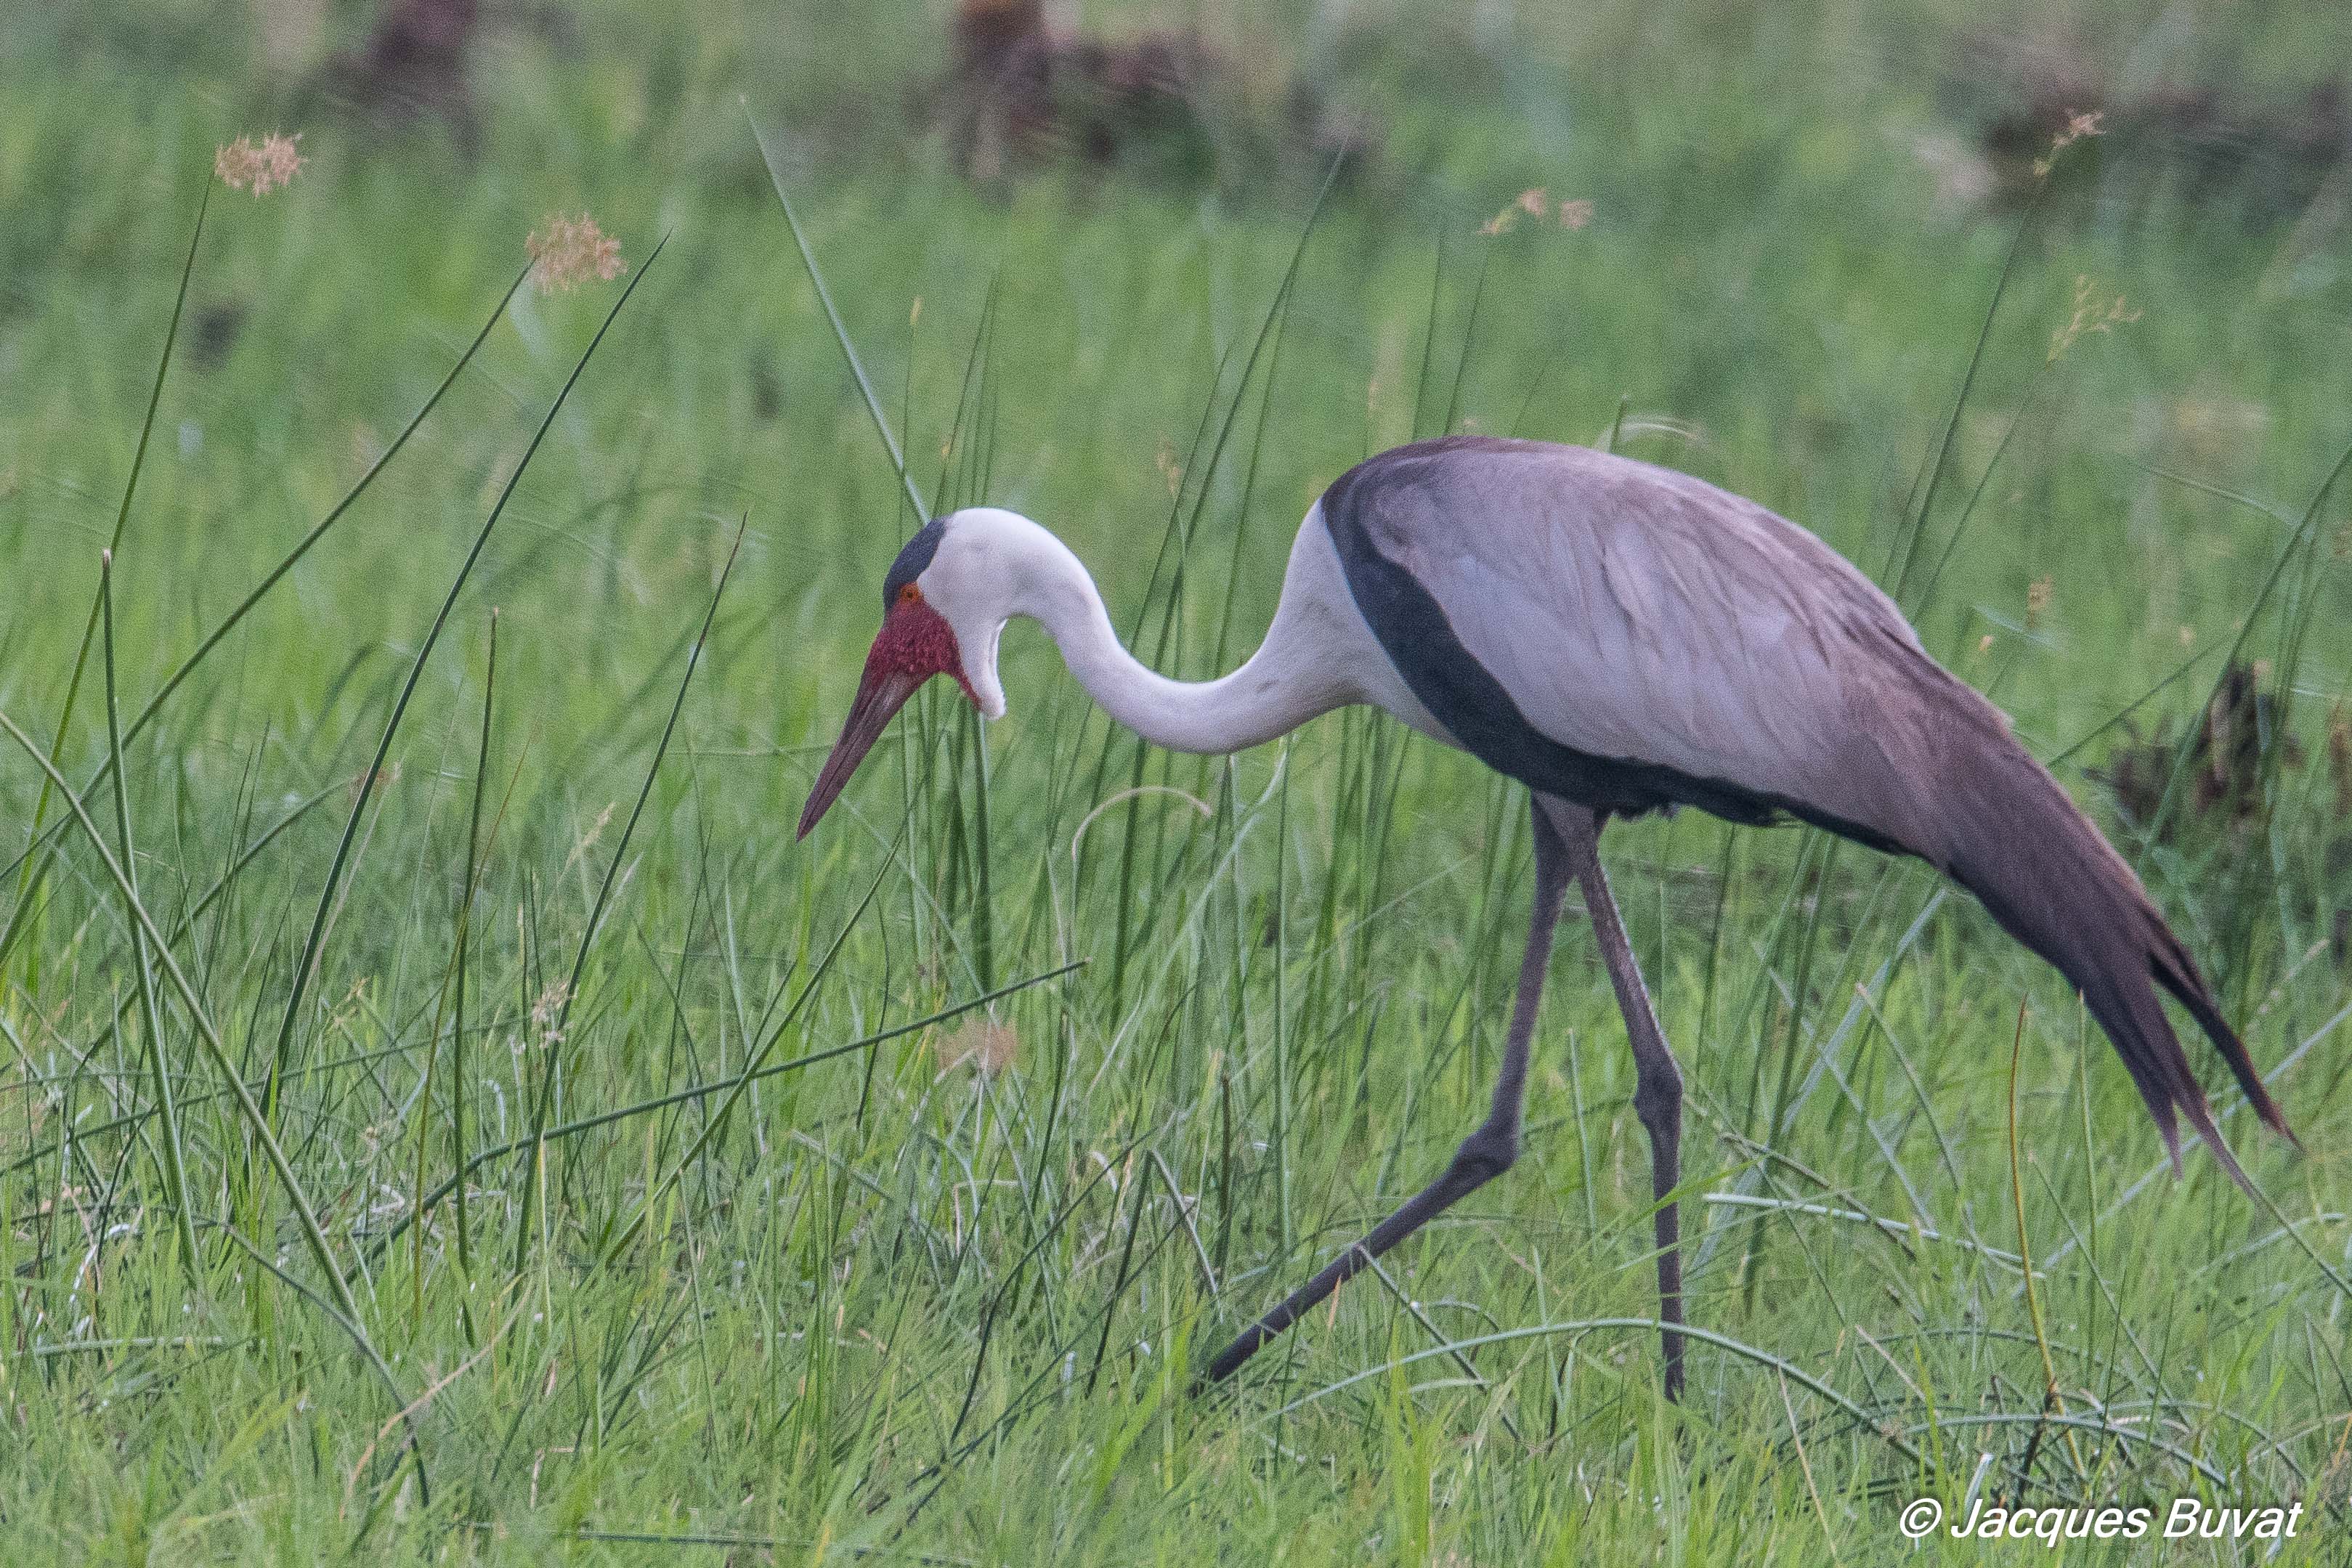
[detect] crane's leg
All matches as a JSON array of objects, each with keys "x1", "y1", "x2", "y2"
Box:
[
  {"x1": 1541, "y1": 797, "x2": 1687, "y2": 1400},
  {"x1": 1200, "y1": 799, "x2": 1572, "y2": 1388}
]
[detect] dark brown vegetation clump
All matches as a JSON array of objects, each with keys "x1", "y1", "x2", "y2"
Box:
[
  {"x1": 2097, "y1": 661, "x2": 2301, "y2": 834},
  {"x1": 305, "y1": 0, "x2": 577, "y2": 150},
  {"x1": 938, "y1": 0, "x2": 1375, "y2": 189},
  {"x1": 2095, "y1": 662, "x2": 2352, "y2": 966},
  {"x1": 1948, "y1": 33, "x2": 2348, "y2": 219},
  {"x1": 323, "y1": 0, "x2": 481, "y2": 134},
  {"x1": 947, "y1": 0, "x2": 1199, "y2": 179}
]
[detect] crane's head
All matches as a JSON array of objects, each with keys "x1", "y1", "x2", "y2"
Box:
[{"x1": 797, "y1": 511, "x2": 1020, "y2": 839}]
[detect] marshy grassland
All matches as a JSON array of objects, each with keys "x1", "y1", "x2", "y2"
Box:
[{"x1": 3, "y1": 1, "x2": 2351, "y2": 1561}]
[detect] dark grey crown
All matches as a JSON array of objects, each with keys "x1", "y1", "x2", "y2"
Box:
[{"x1": 880, "y1": 517, "x2": 947, "y2": 613}]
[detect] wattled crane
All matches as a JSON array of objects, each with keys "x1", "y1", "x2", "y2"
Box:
[{"x1": 796, "y1": 434, "x2": 2291, "y2": 1396}]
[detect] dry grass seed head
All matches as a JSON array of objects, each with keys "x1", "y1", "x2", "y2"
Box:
[
  {"x1": 2049, "y1": 274, "x2": 2140, "y2": 362},
  {"x1": 938, "y1": 1019, "x2": 1018, "y2": 1076},
  {"x1": 529, "y1": 979, "x2": 572, "y2": 1047},
  {"x1": 1479, "y1": 188, "x2": 1594, "y2": 237},
  {"x1": 215, "y1": 132, "x2": 306, "y2": 195},
  {"x1": 2032, "y1": 108, "x2": 2104, "y2": 177},
  {"x1": 527, "y1": 213, "x2": 626, "y2": 293}
]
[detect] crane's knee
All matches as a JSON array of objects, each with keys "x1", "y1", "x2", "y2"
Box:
[
  {"x1": 1449, "y1": 1121, "x2": 1519, "y2": 1185},
  {"x1": 1633, "y1": 1055, "x2": 1683, "y2": 1140}
]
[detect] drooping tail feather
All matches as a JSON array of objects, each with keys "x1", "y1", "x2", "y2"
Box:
[{"x1": 1925, "y1": 713, "x2": 2291, "y2": 1193}]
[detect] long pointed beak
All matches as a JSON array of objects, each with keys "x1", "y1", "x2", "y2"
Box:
[{"x1": 797, "y1": 667, "x2": 923, "y2": 839}]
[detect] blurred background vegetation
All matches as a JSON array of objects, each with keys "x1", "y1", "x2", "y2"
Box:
[{"x1": 2, "y1": 1, "x2": 2350, "y2": 1561}]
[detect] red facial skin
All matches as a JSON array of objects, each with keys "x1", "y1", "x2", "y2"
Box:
[
  {"x1": 865, "y1": 588, "x2": 976, "y2": 705},
  {"x1": 797, "y1": 587, "x2": 975, "y2": 838}
]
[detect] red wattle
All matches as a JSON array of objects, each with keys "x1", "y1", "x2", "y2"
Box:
[{"x1": 866, "y1": 599, "x2": 976, "y2": 706}]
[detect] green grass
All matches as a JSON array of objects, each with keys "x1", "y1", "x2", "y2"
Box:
[{"x1": 4, "y1": 1, "x2": 2351, "y2": 1561}]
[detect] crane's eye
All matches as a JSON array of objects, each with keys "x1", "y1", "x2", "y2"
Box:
[{"x1": 898, "y1": 583, "x2": 922, "y2": 605}]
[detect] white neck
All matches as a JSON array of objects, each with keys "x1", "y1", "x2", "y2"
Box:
[
  {"x1": 935, "y1": 510, "x2": 1355, "y2": 755},
  {"x1": 1032, "y1": 557, "x2": 1329, "y2": 754}
]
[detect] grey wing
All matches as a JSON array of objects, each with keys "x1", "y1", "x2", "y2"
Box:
[{"x1": 1337, "y1": 438, "x2": 1957, "y2": 857}]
